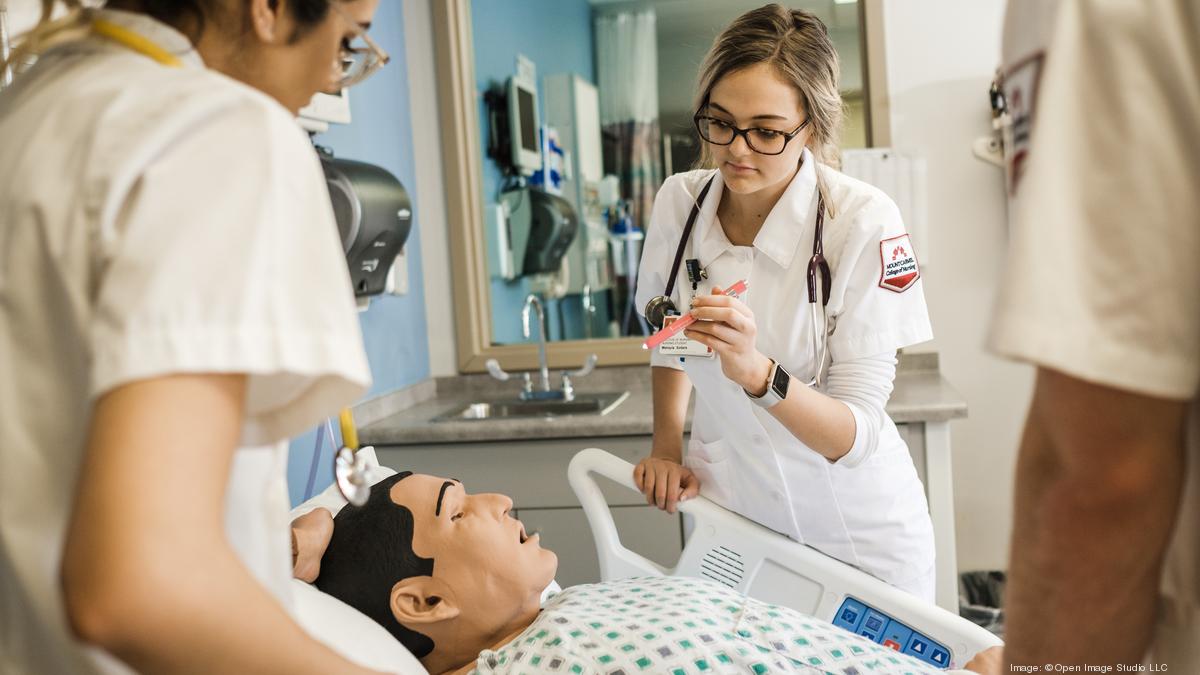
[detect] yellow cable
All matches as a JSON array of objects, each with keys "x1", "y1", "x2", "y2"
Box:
[
  {"x1": 92, "y1": 19, "x2": 183, "y2": 68},
  {"x1": 339, "y1": 408, "x2": 359, "y2": 451}
]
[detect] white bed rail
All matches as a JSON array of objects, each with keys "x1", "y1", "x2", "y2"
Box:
[{"x1": 568, "y1": 447, "x2": 1002, "y2": 669}]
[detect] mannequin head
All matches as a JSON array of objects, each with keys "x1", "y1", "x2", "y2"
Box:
[{"x1": 316, "y1": 473, "x2": 557, "y2": 670}]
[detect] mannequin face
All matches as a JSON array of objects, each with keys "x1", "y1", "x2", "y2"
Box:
[
  {"x1": 385, "y1": 474, "x2": 557, "y2": 654},
  {"x1": 704, "y1": 62, "x2": 811, "y2": 197}
]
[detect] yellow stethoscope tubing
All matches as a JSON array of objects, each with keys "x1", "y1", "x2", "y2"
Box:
[
  {"x1": 338, "y1": 408, "x2": 359, "y2": 451},
  {"x1": 91, "y1": 18, "x2": 183, "y2": 68}
]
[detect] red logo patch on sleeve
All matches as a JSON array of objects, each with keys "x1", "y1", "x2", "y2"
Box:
[{"x1": 879, "y1": 234, "x2": 920, "y2": 293}]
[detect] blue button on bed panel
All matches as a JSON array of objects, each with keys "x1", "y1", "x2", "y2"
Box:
[
  {"x1": 906, "y1": 633, "x2": 931, "y2": 656},
  {"x1": 832, "y1": 598, "x2": 867, "y2": 633},
  {"x1": 859, "y1": 610, "x2": 888, "y2": 641},
  {"x1": 906, "y1": 634, "x2": 952, "y2": 667}
]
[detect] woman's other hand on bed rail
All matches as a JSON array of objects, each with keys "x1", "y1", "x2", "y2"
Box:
[
  {"x1": 291, "y1": 508, "x2": 334, "y2": 583},
  {"x1": 633, "y1": 456, "x2": 700, "y2": 514}
]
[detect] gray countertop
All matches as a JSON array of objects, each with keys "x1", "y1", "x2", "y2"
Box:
[{"x1": 357, "y1": 352, "x2": 967, "y2": 447}]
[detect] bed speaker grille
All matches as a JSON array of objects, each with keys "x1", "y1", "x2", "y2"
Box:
[{"x1": 699, "y1": 546, "x2": 744, "y2": 589}]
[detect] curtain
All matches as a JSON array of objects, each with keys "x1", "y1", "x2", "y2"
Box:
[{"x1": 594, "y1": 9, "x2": 662, "y2": 231}]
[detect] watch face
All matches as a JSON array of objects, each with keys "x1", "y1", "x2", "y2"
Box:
[{"x1": 771, "y1": 364, "x2": 791, "y2": 398}]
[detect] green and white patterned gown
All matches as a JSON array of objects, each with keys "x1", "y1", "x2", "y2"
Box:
[{"x1": 470, "y1": 576, "x2": 942, "y2": 675}]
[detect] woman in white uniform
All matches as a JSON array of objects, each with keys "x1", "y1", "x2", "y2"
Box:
[
  {"x1": 633, "y1": 4, "x2": 937, "y2": 600},
  {"x1": 0, "y1": 1, "x2": 388, "y2": 673}
]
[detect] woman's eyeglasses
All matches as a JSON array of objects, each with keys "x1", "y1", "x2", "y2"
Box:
[
  {"x1": 693, "y1": 113, "x2": 809, "y2": 156},
  {"x1": 330, "y1": 3, "x2": 390, "y2": 90}
]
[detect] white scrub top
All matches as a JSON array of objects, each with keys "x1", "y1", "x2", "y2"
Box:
[
  {"x1": 991, "y1": 0, "x2": 1200, "y2": 667},
  {"x1": 0, "y1": 10, "x2": 371, "y2": 675},
  {"x1": 635, "y1": 150, "x2": 936, "y2": 596}
]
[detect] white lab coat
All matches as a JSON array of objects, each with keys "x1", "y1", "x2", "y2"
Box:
[
  {"x1": 636, "y1": 150, "x2": 936, "y2": 598},
  {"x1": 0, "y1": 10, "x2": 370, "y2": 674}
]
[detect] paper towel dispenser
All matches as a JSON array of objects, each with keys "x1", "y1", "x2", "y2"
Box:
[
  {"x1": 487, "y1": 187, "x2": 578, "y2": 279},
  {"x1": 320, "y1": 155, "x2": 412, "y2": 297}
]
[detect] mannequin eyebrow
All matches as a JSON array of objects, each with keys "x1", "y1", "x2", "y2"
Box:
[
  {"x1": 707, "y1": 101, "x2": 790, "y2": 122},
  {"x1": 434, "y1": 480, "x2": 460, "y2": 517}
]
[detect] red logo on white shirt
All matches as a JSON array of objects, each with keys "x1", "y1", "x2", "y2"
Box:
[{"x1": 879, "y1": 234, "x2": 920, "y2": 293}]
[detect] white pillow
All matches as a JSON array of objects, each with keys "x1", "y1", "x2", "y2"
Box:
[{"x1": 291, "y1": 578, "x2": 429, "y2": 675}]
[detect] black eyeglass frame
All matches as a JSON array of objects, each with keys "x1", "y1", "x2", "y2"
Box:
[{"x1": 692, "y1": 112, "x2": 810, "y2": 156}]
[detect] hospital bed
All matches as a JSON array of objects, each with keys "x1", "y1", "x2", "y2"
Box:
[
  {"x1": 568, "y1": 448, "x2": 1003, "y2": 671},
  {"x1": 293, "y1": 446, "x2": 1002, "y2": 673}
]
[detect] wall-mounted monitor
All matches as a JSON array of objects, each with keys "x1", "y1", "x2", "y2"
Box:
[{"x1": 507, "y1": 76, "x2": 541, "y2": 176}]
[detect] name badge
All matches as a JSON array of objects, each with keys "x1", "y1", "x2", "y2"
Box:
[{"x1": 656, "y1": 315, "x2": 713, "y2": 358}]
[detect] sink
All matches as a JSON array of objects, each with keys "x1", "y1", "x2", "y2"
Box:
[{"x1": 434, "y1": 391, "x2": 629, "y2": 422}]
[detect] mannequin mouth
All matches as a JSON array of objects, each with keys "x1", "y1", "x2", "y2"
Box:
[{"x1": 518, "y1": 524, "x2": 528, "y2": 544}]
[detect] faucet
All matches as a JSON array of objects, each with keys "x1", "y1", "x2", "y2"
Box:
[
  {"x1": 521, "y1": 294, "x2": 552, "y2": 395},
  {"x1": 484, "y1": 295, "x2": 599, "y2": 402}
]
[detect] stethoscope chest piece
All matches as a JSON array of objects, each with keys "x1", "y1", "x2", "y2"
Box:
[
  {"x1": 334, "y1": 446, "x2": 375, "y2": 506},
  {"x1": 644, "y1": 295, "x2": 676, "y2": 331}
]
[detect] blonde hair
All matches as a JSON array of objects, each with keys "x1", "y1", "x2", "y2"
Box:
[
  {"x1": 694, "y1": 4, "x2": 844, "y2": 208},
  {"x1": 1, "y1": 1, "x2": 88, "y2": 79}
]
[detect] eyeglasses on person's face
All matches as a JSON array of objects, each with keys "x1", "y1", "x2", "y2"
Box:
[
  {"x1": 330, "y1": 2, "x2": 389, "y2": 89},
  {"x1": 693, "y1": 112, "x2": 810, "y2": 156}
]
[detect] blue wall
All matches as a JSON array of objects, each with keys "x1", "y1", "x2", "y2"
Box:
[
  {"x1": 471, "y1": 0, "x2": 594, "y2": 345},
  {"x1": 286, "y1": 0, "x2": 431, "y2": 506}
]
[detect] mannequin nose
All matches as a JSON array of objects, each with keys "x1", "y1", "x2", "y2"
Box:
[{"x1": 481, "y1": 492, "x2": 514, "y2": 516}]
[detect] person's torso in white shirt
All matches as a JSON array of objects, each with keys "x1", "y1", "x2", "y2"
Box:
[{"x1": 0, "y1": 10, "x2": 370, "y2": 674}]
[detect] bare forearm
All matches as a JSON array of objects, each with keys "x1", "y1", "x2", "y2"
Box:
[
  {"x1": 768, "y1": 382, "x2": 856, "y2": 460},
  {"x1": 63, "y1": 376, "x2": 381, "y2": 675},
  {"x1": 1005, "y1": 370, "x2": 1187, "y2": 668},
  {"x1": 651, "y1": 366, "x2": 691, "y2": 462},
  {"x1": 732, "y1": 352, "x2": 855, "y2": 461},
  {"x1": 68, "y1": 537, "x2": 380, "y2": 674}
]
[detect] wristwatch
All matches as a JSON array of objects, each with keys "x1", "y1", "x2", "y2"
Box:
[{"x1": 746, "y1": 359, "x2": 790, "y2": 408}]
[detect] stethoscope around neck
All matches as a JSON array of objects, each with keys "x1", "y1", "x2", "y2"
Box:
[{"x1": 643, "y1": 172, "x2": 832, "y2": 386}]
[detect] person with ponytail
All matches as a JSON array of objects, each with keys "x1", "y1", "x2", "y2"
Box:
[
  {"x1": 633, "y1": 4, "x2": 939, "y2": 602},
  {"x1": 0, "y1": 1, "x2": 391, "y2": 672}
]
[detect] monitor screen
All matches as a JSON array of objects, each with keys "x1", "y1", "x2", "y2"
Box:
[{"x1": 518, "y1": 87, "x2": 537, "y2": 152}]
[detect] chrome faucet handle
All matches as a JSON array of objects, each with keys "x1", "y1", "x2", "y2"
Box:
[
  {"x1": 485, "y1": 358, "x2": 511, "y2": 381},
  {"x1": 566, "y1": 353, "x2": 599, "y2": 378}
]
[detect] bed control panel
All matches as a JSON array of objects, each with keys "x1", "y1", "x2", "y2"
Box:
[{"x1": 832, "y1": 597, "x2": 952, "y2": 669}]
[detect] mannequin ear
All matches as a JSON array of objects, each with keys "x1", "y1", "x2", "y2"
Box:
[
  {"x1": 390, "y1": 577, "x2": 461, "y2": 626},
  {"x1": 247, "y1": 0, "x2": 286, "y2": 43}
]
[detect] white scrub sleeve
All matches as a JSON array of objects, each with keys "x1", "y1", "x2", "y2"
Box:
[
  {"x1": 827, "y1": 197, "x2": 933, "y2": 362},
  {"x1": 88, "y1": 97, "x2": 371, "y2": 446},
  {"x1": 822, "y1": 350, "x2": 897, "y2": 468}
]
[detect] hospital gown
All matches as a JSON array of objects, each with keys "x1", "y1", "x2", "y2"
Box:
[{"x1": 470, "y1": 576, "x2": 939, "y2": 674}]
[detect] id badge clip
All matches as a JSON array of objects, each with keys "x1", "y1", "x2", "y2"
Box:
[{"x1": 656, "y1": 314, "x2": 713, "y2": 358}]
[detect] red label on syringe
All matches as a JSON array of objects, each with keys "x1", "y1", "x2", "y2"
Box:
[{"x1": 642, "y1": 279, "x2": 748, "y2": 350}]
